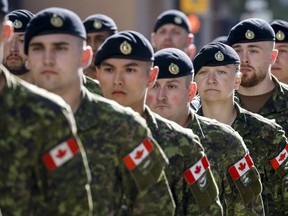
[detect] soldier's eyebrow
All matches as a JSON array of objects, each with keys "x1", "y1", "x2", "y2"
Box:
[
  {"x1": 166, "y1": 79, "x2": 181, "y2": 84},
  {"x1": 29, "y1": 41, "x2": 70, "y2": 47}
]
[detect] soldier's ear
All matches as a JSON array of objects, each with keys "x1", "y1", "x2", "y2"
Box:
[
  {"x1": 81, "y1": 45, "x2": 93, "y2": 69},
  {"x1": 188, "y1": 82, "x2": 197, "y2": 102},
  {"x1": 25, "y1": 60, "x2": 30, "y2": 70},
  {"x1": 148, "y1": 66, "x2": 159, "y2": 88},
  {"x1": 150, "y1": 32, "x2": 156, "y2": 48},
  {"x1": 271, "y1": 49, "x2": 278, "y2": 65}
]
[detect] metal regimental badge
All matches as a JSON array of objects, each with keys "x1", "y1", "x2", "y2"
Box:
[
  {"x1": 120, "y1": 41, "x2": 132, "y2": 55},
  {"x1": 13, "y1": 19, "x2": 23, "y2": 29},
  {"x1": 169, "y1": 63, "x2": 179, "y2": 75},
  {"x1": 245, "y1": 29, "x2": 255, "y2": 40},
  {"x1": 214, "y1": 51, "x2": 224, "y2": 61},
  {"x1": 174, "y1": 16, "x2": 182, "y2": 24},
  {"x1": 93, "y1": 20, "x2": 102, "y2": 29},
  {"x1": 276, "y1": 30, "x2": 285, "y2": 41},
  {"x1": 50, "y1": 14, "x2": 63, "y2": 28}
]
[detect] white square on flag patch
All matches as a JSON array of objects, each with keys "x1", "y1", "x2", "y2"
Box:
[
  {"x1": 184, "y1": 155, "x2": 209, "y2": 185},
  {"x1": 42, "y1": 137, "x2": 79, "y2": 171},
  {"x1": 229, "y1": 154, "x2": 253, "y2": 180},
  {"x1": 270, "y1": 144, "x2": 288, "y2": 170},
  {"x1": 123, "y1": 138, "x2": 154, "y2": 171}
]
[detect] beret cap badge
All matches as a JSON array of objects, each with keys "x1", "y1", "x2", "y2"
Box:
[
  {"x1": 13, "y1": 19, "x2": 23, "y2": 29},
  {"x1": 93, "y1": 20, "x2": 102, "y2": 29},
  {"x1": 169, "y1": 63, "x2": 179, "y2": 75},
  {"x1": 245, "y1": 29, "x2": 255, "y2": 40},
  {"x1": 276, "y1": 30, "x2": 285, "y2": 41},
  {"x1": 120, "y1": 41, "x2": 132, "y2": 55},
  {"x1": 174, "y1": 16, "x2": 182, "y2": 25},
  {"x1": 50, "y1": 14, "x2": 63, "y2": 28},
  {"x1": 214, "y1": 51, "x2": 224, "y2": 62}
]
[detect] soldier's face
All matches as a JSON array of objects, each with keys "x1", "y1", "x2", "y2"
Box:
[
  {"x1": 195, "y1": 65, "x2": 241, "y2": 102},
  {"x1": 27, "y1": 34, "x2": 85, "y2": 94},
  {"x1": 232, "y1": 41, "x2": 277, "y2": 87},
  {"x1": 151, "y1": 24, "x2": 190, "y2": 52},
  {"x1": 3, "y1": 32, "x2": 28, "y2": 75},
  {"x1": 146, "y1": 76, "x2": 194, "y2": 125},
  {"x1": 97, "y1": 58, "x2": 155, "y2": 113},
  {"x1": 271, "y1": 43, "x2": 288, "y2": 84},
  {"x1": 86, "y1": 31, "x2": 111, "y2": 64}
]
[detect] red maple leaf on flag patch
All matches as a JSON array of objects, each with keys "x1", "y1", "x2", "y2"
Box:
[
  {"x1": 195, "y1": 165, "x2": 201, "y2": 174},
  {"x1": 56, "y1": 149, "x2": 67, "y2": 158},
  {"x1": 135, "y1": 150, "x2": 144, "y2": 159},
  {"x1": 279, "y1": 152, "x2": 286, "y2": 161},
  {"x1": 238, "y1": 162, "x2": 246, "y2": 171}
]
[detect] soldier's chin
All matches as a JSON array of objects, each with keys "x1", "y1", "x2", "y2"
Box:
[{"x1": 7, "y1": 66, "x2": 29, "y2": 76}]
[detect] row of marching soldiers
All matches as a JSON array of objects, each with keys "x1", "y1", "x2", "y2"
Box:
[{"x1": 1, "y1": 0, "x2": 288, "y2": 214}]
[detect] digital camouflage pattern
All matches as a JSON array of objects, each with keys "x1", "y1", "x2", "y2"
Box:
[
  {"x1": 236, "y1": 76, "x2": 288, "y2": 135},
  {"x1": 74, "y1": 87, "x2": 174, "y2": 215},
  {"x1": 189, "y1": 109, "x2": 264, "y2": 215},
  {"x1": 228, "y1": 103, "x2": 287, "y2": 215},
  {"x1": 144, "y1": 106, "x2": 222, "y2": 215},
  {"x1": 0, "y1": 66, "x2": 92, "y2": 216},
  {"x1": 82, "y1": 74, "x2": 103, "y2": 96}
]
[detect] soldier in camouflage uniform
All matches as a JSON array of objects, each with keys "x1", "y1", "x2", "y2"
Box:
[
  {"x1": 0, "y1": 2, "x2": 92, "y2": 215},
  {"x1": 95, "y1": 30, "x2": 222, "y2": 215},
  {"x1": 3, "y1": 9, "x2": 34, "y2": 83},
  {"x1": 83, "y1": 13, "x2": 117, "y2": 80},
  {"x1": 226, "y1": 18, "x2": 288, "y2": 135},
  {"x1": 270, "y1": 19, "x2": 288, "y2": 85},
  {"x1": 24, "y1": 7, "x2": 173, "y2": 215},
  {"x1": 193, "y1": 41, "x2": 288, "y2": 215},
  {"x1": 147, "y1": 47, "x2": 264, "y2": 215}
]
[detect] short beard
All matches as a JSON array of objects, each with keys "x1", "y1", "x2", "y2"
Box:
[
  {"x1": 240, "y1": 71, "x2": 266, "y2": 87},
  {"x1": 4, "y1": 64, "x2": 29, "y2": 76}
]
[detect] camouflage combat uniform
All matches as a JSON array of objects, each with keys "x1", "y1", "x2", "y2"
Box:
[
  {"x1": 144, "y1": 106, "x2": 222, "y2": 215},
  {"x1": 236, "y1": 76, "x2": 288, "y2": 135},
  {"x1": 188, "y1": 109, "x2": 263, "y2": 215},
  {"x1": 0, "y1": 66, "x2": 92, "y2": 216},
  {"x1": 199, "y1": 102, "x2": 288, "y2": 215},
  {"x1": 74, "y1": 87, "x2": 174, "y2": 216},
  {"x1": 83, "y1": 74, "x2": 103, "y2": 96}
]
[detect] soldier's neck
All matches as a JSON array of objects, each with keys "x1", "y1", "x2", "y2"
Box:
[
  {"x1": 0, "y1": 72, "x2": 6, "y2": 93},
  {"x1": 201, "y1": 99, "x2": 236, "y2": 126}
]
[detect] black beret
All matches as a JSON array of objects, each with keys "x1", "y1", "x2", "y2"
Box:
[
  {"x1": 7, "y1": 9, "x2": 34, "y2": 32},
  {"x1": 270, "y1": 19, "x2": 288, "y2": 43},
  {"x1": 94, "y1": 30, "x2": 154, "y2": 66},
  {"x1": 227, "y1": 18, "x2": 275, "y2": 45},
  {"x1": 153, "y1": 9, "x2": 191, "y2": 33},
  {"x1": 24, "y1": 7, "x2": 86, "y2": 54},
  {"x1": 193, "y1": 42, "x2": 240, "y2": 75},
  {"x1": 154, "y1": 48, "x2": 194, "y2": 79},
  {"x1": 212, "y1": 35, "x2": 227, "y2": 44},
  {"x1": 0, "y1": 0, "x2": 7, "y2": 14},
  {"x1": 83, "y1": 14, "x2": 117, "y2": 34}
]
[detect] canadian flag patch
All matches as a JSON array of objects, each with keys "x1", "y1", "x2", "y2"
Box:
[
  {"x1": 42, "y1": 137, "x2": 79, "y2": 171},
  {"x1": 229, "y1": 154, "x2": 253, "y2": 180},
  {"x1": 184, "y1": 155, "x2": 209, "y2": 185},
  {"x1": 270, "y1": 144, "x2": 288, "y2": 170},
  {"x1": 123, "y1": 138, "x2": 154, "y2": 171}
]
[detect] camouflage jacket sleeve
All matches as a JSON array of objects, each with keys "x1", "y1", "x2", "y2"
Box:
[
  {"x1": 233, "y1": 105, "x2": 288, "y2": 215},
  {"x1": 74, "y1": 93, "x2": 174, "y2": 215},
  {"x1": 118, "y1": 125, "x2": 175, "y2": 216},
  {"x1": 144, "y1": 109, "x2": 222, "y2": 215},
  {"x1": 190, "y1": 112, "x2": 264, "y2": 215},
  {"x1": 0, "y1": 79, "x2": 92, "y2": 216}
]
